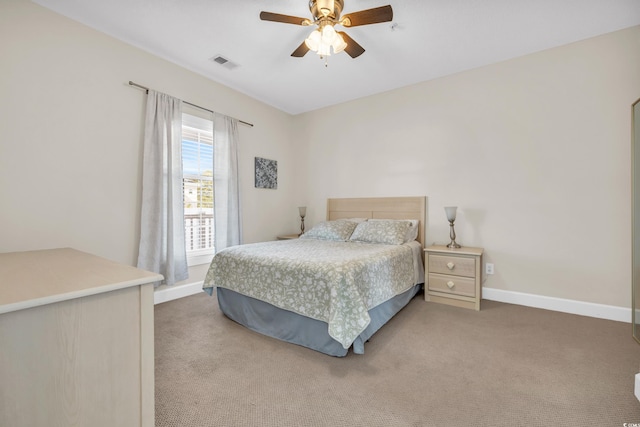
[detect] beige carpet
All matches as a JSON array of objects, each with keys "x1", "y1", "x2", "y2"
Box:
[{"x1": 155, "y1": 291, "x2": 640, "y2": 426}]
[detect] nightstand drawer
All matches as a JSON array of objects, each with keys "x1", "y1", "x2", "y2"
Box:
[
  {"x1": 428, "y1": 274, "x2": 476, "y2": 298},
  {"x1": 429, "y1": 254, "x2": 476, "y2": 278}
]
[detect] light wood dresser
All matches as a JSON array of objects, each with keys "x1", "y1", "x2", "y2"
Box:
[
  {"x1": 424, "y1": 245, "x2": 484, "y2": 311},
  {"x1": 0, "y1": 248, "x2": 163, "y2": 427}
]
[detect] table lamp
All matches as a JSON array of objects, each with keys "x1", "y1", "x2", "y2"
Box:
[
  {"x1": 444, "y1": 206, "x2": 461, "y2": 248},
  {"x1": 298, "y1": 206, "x2": 307, "y2": 236}
]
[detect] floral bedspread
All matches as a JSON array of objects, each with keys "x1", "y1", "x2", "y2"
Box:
[{"x1": 203, "y1": 239, "x2": 416, "y2": 349}]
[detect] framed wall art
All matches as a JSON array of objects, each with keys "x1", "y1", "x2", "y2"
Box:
[{"x1": 254, "y1": 157, "x2": 277, "y2": 189}]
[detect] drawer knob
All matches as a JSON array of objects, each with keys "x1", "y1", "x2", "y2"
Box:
[
  {"x1": 447, "y1": 281, "x2": 455, "y2": 289},
  {"x1": 447, "y1": 262, "x2": 455, "y2": 270}
]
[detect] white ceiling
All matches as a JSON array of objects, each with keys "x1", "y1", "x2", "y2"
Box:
[{"x1": 33, "y1": 0, "x2": 640, "y2": 115}]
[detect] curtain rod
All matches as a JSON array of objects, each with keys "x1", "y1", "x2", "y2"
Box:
[{"x1": 128, "y1": 81, "x2": 254, "y2": 127}]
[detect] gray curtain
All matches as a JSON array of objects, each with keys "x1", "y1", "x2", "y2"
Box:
[
  {"x1": 213, "y1": 113, "x2": 242, "y2": 251},
  {"x1": 137, "y1": 90, "x2": 188, "y2": 285}
]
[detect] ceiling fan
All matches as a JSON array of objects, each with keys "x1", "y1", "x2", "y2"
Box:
[{"x1": 259, "y1": 0, "x2": 393, "y2": 59}]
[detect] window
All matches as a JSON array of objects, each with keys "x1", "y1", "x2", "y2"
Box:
[{"x1": 182, "y1": 113, "x2": 214, "y2": 266}]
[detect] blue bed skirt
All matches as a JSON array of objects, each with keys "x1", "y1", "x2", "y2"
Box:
[{"x1": 214, "y1": 284, "x2": 422, "y2": 357}]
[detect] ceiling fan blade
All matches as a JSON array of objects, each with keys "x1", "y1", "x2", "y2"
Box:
[
  {"x1": 260, "y1": 11, "x2": 311, "y2": 26},
  {"x1": 291, "y1": 41, "x2": 310, "y2": 57},
  {"x1": 341, "y1": 5, "x2": 393, "y2": 27},
  {"x1": 337, "y1": 32, "x2": 365, "y2": 58}
]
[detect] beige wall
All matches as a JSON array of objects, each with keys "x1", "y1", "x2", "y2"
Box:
[
  {"x1": 0, "y1": 0, "x2": 296, "y2": 275},
  {"x1": 293, "y1": 26, "x2": 640, "y2": 308},
  {"x1": 2, "y1": 1, "x2": 640, "y2": 310}
]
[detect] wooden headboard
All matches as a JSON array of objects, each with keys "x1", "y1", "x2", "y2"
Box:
[{"x1": 326, "y1": 196, "x2": 427, "y2": 248}]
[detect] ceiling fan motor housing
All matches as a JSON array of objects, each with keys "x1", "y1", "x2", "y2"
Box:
[{"x1": 309, "y1": 0, "x2": 344, "y2": 20}]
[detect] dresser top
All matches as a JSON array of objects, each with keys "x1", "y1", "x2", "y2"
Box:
[
  {"x1": 425, "y1": 245, "x2": 484, "y2": 256},
  {"x1": 0, "y1": 248, "x2": 163, "y2": 314}
]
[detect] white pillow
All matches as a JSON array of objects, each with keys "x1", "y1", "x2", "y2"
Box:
[
  {"x1": 349, "y1": 220, "x2": 411, "y2": 245},
  {"x1": 405, "y1": 219, "x2": 420, "y2": 242},
  {"x1": 299, "y1": 220, "x2": 358, "y2": 241},
  {"x1": 368, "y1": 219, "x2": 419, "y2": 243}
]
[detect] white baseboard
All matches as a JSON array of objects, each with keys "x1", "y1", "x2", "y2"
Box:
[
  {"x1": 152, "y1": 282, "x2": 631, "y2": 323},
  {"x1": 482, "y1": 287, "x2": 630, "y2": 323},
  {"x1": 154, "y1": 281, "x2": 204, "y2": 305}
]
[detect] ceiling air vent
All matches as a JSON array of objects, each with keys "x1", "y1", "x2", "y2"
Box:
[{"x1": 210, "y1": 55, "x2": 238, "y2": 70}]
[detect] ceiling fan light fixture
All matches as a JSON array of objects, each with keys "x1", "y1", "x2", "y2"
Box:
[
  {"x1": 304, "y1": 29, "x2": 321, "y2": 51},
  {"x1": 332, "y1": 32, "x2": 347, "y2": 54},
  {"x1": 321, "y1": 24, "x2": 338, "y2": 44},
  {"x1": 306, "y1": 24, "x2": 344, "y2": 56},
  {"x1": 317, "y1": 41, "x2": 332, "y2": 57}
]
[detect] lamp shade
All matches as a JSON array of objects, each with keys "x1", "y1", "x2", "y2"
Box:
[
  {"x1": 298, "y1": 206, "x2": 307, "y2": 217},
  {"x1": 322, "y1": 25, "x2": 337, "y2": 43},
  {"x1": 444, "y1": 206, "x2": 457, "y2": 222},
  {"x1": 317, "y1": 41, "x2": 331, "y2": 57},
  {"x1": 332, "y1": 33, "x2": 347, "y2": 53},
  {"x1": 304, "y1": 29, "x2": 321, "y2": 51}
]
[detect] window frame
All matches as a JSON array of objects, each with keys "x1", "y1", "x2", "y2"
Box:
[{"x1": 182, "y1": 112, "x2": 215, "y2": 267}]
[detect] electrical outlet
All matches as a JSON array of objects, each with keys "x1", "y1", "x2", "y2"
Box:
[{"x1": 485, "y1": 263, "x2": 494, "y2": 275}]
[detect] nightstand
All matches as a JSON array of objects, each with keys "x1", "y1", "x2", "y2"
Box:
[
  {"x1": 424, "y1": 245, "x2": 484, "y2": 311},
  {"x1": 277, "y1": 234, "x2": 299, "y2": 240}
]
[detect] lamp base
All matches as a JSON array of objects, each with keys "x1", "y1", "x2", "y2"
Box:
[{"x1": 447, "y1": 221, "x2": 460, "y2": 249}]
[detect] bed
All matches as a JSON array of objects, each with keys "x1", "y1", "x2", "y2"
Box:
[{"x1": 203, "y1": 196, "x2": 427, "y2": 356}]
